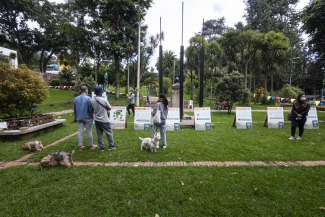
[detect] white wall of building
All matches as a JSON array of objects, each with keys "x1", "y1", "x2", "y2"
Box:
[{"x1": 0, "y1": 47, "x2": 18, "y2": 69}]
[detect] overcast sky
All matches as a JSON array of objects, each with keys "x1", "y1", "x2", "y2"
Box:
[
  {"x1": 51, "y1": 0, "x2": 310, "y2": 69},
  {"x1": 144, "y1": 0, "x2": 310, "y2": 69}
]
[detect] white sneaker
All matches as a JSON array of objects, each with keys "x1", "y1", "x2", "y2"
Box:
[
  {"x1": 296, "y1": 136, "x2": 301, "y2": 140},
  {"x1": 288, "y1": 136, "x2": 294, "y2": 140}
]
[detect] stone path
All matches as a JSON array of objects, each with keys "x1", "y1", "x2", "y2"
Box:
[
  {"x1": 1, "y1": 109, "x2": 322, "y2": 169},
  {"x1": 1, "y1": 129, "x2": 325, "y2": 169}
]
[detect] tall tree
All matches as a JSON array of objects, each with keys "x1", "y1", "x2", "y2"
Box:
[
  {"x1": 261, "y1": 31, "x2": 290, "y2": 92},
  {"x1": 155, "y1": 50, "x2": 176, "y2": 77},
  {"x1": 301, "y1": 0, "x2": 325, "y2": 57},
  {"x1": 200, "y1": 17, "x2": 228, "y2": 42}
]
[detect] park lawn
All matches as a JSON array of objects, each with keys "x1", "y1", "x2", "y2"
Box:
[
  {"x1": 40, "y1": 87, "x2": 289, "y2": 114},
  {"x1": 39, "y1": 88, "x2": 150, "y2": 114},
  {"x1": 0, "y1": 166, "x2": 325, "y2": 216},
  {"x1": 4, "y1": 110, "x2": 319, "y2": 163},
  {"x1": 1, "y1": 106, "x2": 325, "y2": 216}
]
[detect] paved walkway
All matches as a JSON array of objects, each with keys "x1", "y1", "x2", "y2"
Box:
[
  {"x1": 1, "y1": 130, "x2": 325, "y2": 169},
  {"x1": 2, "y1": 108, "x2": 320, "y2": 169}
]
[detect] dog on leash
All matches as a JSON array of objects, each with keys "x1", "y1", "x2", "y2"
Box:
[
  {"x1": 140, "y1": 132, "x2": 161, "y2": 152},
  {"x1": 40, "y1": 150, "x2": 75, "y2": 167},
  {"x1": 22, "y1": 141, "x2": 44, "y2": 152}
]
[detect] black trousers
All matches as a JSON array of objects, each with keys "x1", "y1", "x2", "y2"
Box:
[
  {"x1": 291, "y1": 116, "x2": 307, "y2": 137},
  {"x1": 127, "y1": 104, "x2": 135, "y2": 115}
]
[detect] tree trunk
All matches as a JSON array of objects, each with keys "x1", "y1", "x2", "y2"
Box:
[
  {"x1": 253, "y1": 74, "x2": 256, "y2": 93},
  {"x1": 264, "y1": 72, "x2": 268, "y2": 93},
  {"x1": 245, "y1": 63, "x2": 248, "y2": 87},
  {"x1": 249, "y1": 72, "x2": 252, "y2": 91},
  {"x1": 114, "y1": 59, "x2": 120, "y2": 100},
  {"x1": 270, "y1": 72, "x2": 274, "y2": 93}
]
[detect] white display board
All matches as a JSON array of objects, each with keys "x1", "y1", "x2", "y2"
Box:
[
  {"x1": 91, "y1": 92, "x2": 107, "y2": 99},
  {"x1": 166, "y1": 108, "x2": 180, "y2": 131},
  {"x1": 0, "y1": 122, "x2": 8, "y2": 129},
  {"x1": 236, "y1": 107, "x2": 252, "y2": 129},
  {"x1": 305, "y1": 107, "x2": 319, "y2": 129},
  {"x1": 109, "y1": 106, "x2": 126, "y2": 129},
  {"x1": 267, "y1": 107, "x2": 284, "y2": 129},
  {"x1": 134, "y1": 107, "x2": 151, "y2": 130},
  {"x1": 194, "y1": 107, "x2": 212, "y2": 130}
]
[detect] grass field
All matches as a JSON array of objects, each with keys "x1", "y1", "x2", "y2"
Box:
[
  {"x1": 1, "y1": 166, "x2": 325, "y2": 216},
  {"x1": 1, "y1": 89, "x2": 325, "y2": 216},
  {"x1": 40, "y1": 88, "x2": 288, "y2": 114}
]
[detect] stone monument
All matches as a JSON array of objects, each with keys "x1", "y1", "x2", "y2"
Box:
[{"x1": 171, "y1": 77, "x2": 180, "y2": 108}]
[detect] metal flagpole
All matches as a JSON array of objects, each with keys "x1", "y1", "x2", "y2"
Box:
[
  {"x1": 179, "y1": 2, "x2": 184, "y2": 120},
  {"x1": 136, "y1": 21, "x2": 141, "y2": 106}
]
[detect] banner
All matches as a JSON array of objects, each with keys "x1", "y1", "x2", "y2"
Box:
[
  {"x1": 0, "y1": 122, "x2": 7, "y2": 129},
  {"x1": 267, "y1": 107, "x2": 284, "y2": 129},
  {"x1": 236, "y1": 107, "x2": 252, "y2": 129},
  {"x1": 166, "y1": 108, "x2": 180, "y2": 131},
  {"x1": 305, "y1": 107, "x2": 319, "y2": 129},
  {"x1": 194, "y1": 107, "x2": 212, "y2": 130},
  {"x1": 91, "y1": 92, "x2": 107, "y2": 99},
  {"x1": 109, "y1": 106, "x2": 126, "y2": 129},
  {"x1": 134, "y1": 107, "x2": 151, "y2": 130}
]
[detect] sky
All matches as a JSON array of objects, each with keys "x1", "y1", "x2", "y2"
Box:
[
  {"x1": 51, "y1": 0, "x2": 310, "y2": 69},
  {"x1": 144, "y1": 0, "x2": 310, "y2": 69}
]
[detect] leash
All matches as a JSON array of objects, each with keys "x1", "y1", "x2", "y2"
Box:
[{"x1": 60, "y1": 113, "x2": 75, "y2": 152}]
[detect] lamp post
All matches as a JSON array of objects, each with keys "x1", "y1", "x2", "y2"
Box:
[{"x1": 136, "y1": 21, "x2": 141, "y2": 107}]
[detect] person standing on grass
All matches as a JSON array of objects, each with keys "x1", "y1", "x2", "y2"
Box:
[
  {"x1": 127, "y1": 90, "x2": 135, "y2": 117},
  {"x1": 147, "y1": 89, "x2": 150, "y2": 104},
  {"x1": 289, "y1": 93, "x2": 310, "y2": 140},
  {"x1": 151, "y1": 93, "x2": 169, "y2": 149},
  {"x1": 73, "y1": 85, "x2": 97, "y2": 151},
  {"x1": 91, "y1": 86, "x2": 118, "y2": 151}
]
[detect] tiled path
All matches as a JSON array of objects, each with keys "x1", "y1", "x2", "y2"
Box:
[
  {"x1": 1, "y1": 109, "x2": 323, "y2": 169},
  {"x1": 1, "y1": 130, "x2": 325, "y2": 169}
]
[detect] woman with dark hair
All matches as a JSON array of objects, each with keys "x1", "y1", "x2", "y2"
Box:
[
  {"x1": 289, "y1": 93, "x2": 310, "y2": 140},
  {"x1": 152, "y1": 93, "x2": 169, "y2": 148}
]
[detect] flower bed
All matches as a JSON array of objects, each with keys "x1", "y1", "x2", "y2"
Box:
[{"x1": 1, "y1": 114, "x2": 55, "y2": 131}]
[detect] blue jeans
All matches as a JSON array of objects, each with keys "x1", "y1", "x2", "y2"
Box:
[
  {"x1": 152, "y1": 119, "x2": 167, "y2": 146},
  {"x1": 77, "y1": 119, "x2": 93, "y2": 147}
]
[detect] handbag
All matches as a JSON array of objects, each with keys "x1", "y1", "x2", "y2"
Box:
[
  {"x1": 286, "y1": 112, "x2": 292, "y2": 121},
  {"x1": 152, "y1": 103, "x2": 161, "y2": 124}
]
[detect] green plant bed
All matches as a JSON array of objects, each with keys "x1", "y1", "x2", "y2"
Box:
[
  {"x1": 1, "y1": 166, "x2": 325, "y2": 216},
  {"x1": 0, "y1": 114, "x2": 77, "y2": 161}
]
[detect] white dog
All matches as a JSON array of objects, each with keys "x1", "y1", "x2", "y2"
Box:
[{"x1": 140, "y1": 132, "x2": 161, "y2": 152}]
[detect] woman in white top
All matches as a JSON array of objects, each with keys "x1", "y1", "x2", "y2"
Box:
[{"x1": 151, "y1": 93, "x2": 169, "y2": 148}]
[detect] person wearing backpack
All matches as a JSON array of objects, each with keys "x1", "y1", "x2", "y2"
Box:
[{"x1": 151, "y1": 93, "x2": 169, "y2": 149}]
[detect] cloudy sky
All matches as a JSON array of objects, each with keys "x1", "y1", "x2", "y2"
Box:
[
  {"x1": 51, "y1": 0, "x2": 310, "y2": 68},
  {"x1": 144, "y1": 0, "x2": 310, "y2": 69}
]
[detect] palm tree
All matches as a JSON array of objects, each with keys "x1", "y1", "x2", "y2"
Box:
[
  {"x1": 155, "y1": 50, "x2": 176, "y2": 77},
  {"x1": 261, "y1": 31, "x2": 290, "y2": 93}
]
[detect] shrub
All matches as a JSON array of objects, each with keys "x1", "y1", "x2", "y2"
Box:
[
  {"x1": 0, "y1": 63, "x2": 49, "y2": 118},
  {"x1": 280, "y1": 84, "x2": 302, "y2": 99},
  {"x1": 214, "y1": 71, "x2": 250, "y2": 105},
  {"x1": 59, "y1": 68, "x2": 74, "y2": 86},
  {"x1": 163, "y1": 77, "x2": 172, "y2": 95},
  {"x1": 50, "y1": 79, "x2": 60, "y2": 86},
  {"x1": 75, "y1": 75, "x2": 96, "y2": 94}
]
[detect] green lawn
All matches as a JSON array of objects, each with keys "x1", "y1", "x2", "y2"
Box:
[
  {"x1": 2, "y1": 111, "x2": 325, "y2": 163},
  {"x1": 1, "y1": 166, "x2": 325, "y2": 216},
  {"x1": 1, "y1": 89, "x2": 325, "y2": 216}
]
